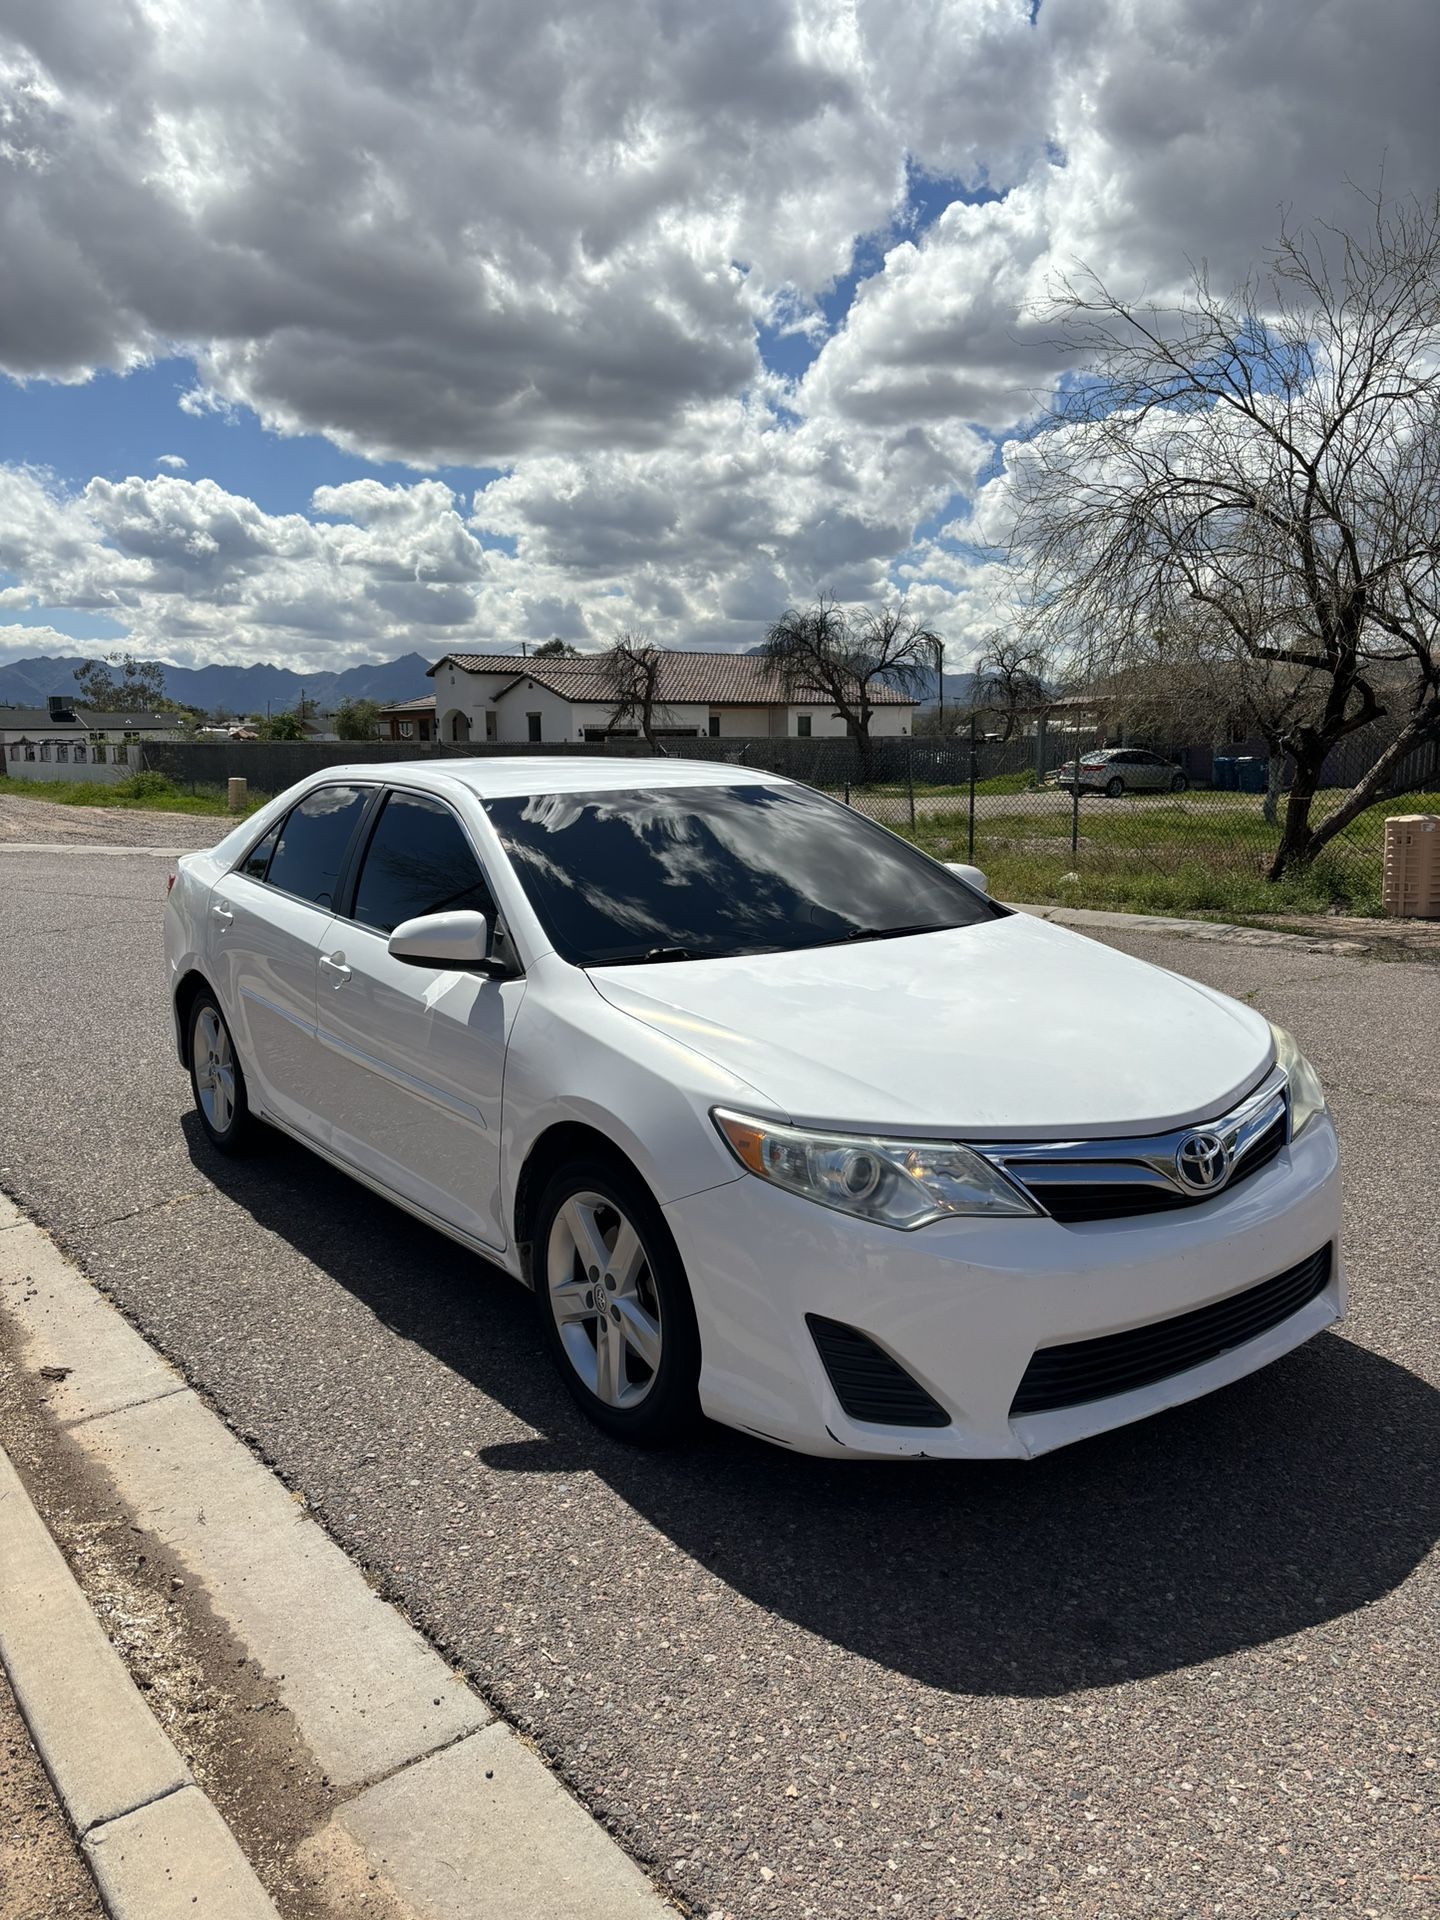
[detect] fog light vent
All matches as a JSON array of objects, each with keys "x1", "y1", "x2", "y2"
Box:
[{"x1": 806, "y1": 1315, "x2": 950, "y2": 1428}]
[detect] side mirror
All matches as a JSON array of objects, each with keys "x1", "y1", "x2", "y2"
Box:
[
  {"x1": 388, "y1": 909, "x2": 494, "y2": 971},
  {"x1": 945, "y1": 862, "x2": 989, "y2": 895}
]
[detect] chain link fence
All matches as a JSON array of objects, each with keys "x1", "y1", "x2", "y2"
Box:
[
  {"x1": 139, "y1": 722, "x2": 1439, "y2": 916},
  {"x1": 826, "y1": 725, "x2": 1440, "y2": 917}
]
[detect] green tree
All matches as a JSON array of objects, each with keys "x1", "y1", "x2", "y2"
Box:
[
  {"x1": 335, "y1": 697, "x2": 382, "y2": 740},
  {"x1": 532, "y1": 637, "x2": 580, "y2": 658},
  {"x1": 255, "y1": 711, "x2": 306, "y2": 741},
  {"x1": 74, "y1": 652, "x2": 169, "y2": 711}
]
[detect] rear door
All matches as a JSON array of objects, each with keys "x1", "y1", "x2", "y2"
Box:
[
  {"x1": 1134, "y1": 752, "x2": 1168, "y2": 790},
  {"x1": 312, "y1": 786, "x2": 526, "y2": 1251},
  {"x1": 209, "y1": 783, "x2": 373, "y2": 1138}
]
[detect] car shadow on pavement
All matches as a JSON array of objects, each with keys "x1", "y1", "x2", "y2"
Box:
[{"x1": 188, "y1": 1117, "x2": 1440, "y2": 1700}]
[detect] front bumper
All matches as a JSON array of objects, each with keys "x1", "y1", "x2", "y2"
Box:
[{"x1": 665, "y1": 1111, "x2": 1343, "y2": 1459}]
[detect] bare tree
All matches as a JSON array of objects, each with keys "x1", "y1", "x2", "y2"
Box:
[
  {"x1": 970, "y1": 634, "x2": 1053, "y2": 741},
  {"x1": 601, "y1": 632, "x2": 671, "y2": 748},
  {"x1": 1011, "y1": 187, "x2": 1440, "y2": 876},
  {"x1": 763, "y1": 594, "x2": 937, "y2": 779}
]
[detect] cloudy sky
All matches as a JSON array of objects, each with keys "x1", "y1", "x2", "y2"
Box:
[{"x1": 2, "y1": 0, "x2": 1438, "y2": 673}]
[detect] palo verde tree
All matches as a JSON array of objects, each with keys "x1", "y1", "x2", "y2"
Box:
[
  {"x1": 763, "y1": 594, "x2": 937, "y2": 779},
  {"x1": 1010, "y1": 187, "x2": 1440, "y2": 876}
]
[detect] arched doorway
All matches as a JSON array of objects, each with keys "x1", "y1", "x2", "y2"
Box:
[{"x1": 442, "y1": 709, "x2": 471, "y2": 744}]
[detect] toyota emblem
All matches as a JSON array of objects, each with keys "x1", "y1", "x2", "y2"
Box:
[{"x1": 1174, "y1": 1130, "x2": 1232, "y2": 1193}]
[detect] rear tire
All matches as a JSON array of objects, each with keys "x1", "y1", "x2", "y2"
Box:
[
  {"x1": 534, "y1": 1156, "x2": 701, "y2": 1446},
  {"x1": 1105, "y1": 775, "x2": 1125, "y2": 798},
  {"x1": 188, "y1": 990, "x2": 255, "y2": 1155}
]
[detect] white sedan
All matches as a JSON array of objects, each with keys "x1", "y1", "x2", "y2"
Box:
[{"x1": 164, "y1": 759, "x2": 1343, "y2": 1459}]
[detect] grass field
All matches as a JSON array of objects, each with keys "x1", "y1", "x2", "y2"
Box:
[
  {"x1": 0, "y1": 772, "x2": 268, "y2": 817},
  {"x1": 895, "y1": 788, "x2": 1440, "y2": 917}
]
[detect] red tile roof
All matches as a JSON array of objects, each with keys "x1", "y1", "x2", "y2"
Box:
[
  {"x1": 428, "y1": 653, "x2": 546, "y2": 676},
  {"x1": 438, "y1": 649, "x2": 916, "y2": 708}
]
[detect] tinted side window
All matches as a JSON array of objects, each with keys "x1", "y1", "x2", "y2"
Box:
[
  {"x1": 239, "y1": 821, "x2": 281, "y2": 881},
  {"x1": 352, "y1": 790, "x2": 496, "y2": 936},
  {"x1": 264, "y1": 785, "x2": 368, "y2": 909}
]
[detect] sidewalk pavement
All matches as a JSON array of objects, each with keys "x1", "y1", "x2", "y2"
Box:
[{"x1": 0, "y1": 1193, "x2": 674, "y2": 1920}]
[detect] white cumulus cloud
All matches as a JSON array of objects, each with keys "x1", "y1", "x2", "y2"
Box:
[{"x1": 0, "y1": 0, "x2": 1436, "y2": 667}]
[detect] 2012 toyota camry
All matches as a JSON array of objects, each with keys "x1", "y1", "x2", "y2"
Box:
[{"x1": 164, "y1": 758, "x2": 1343, "y2": 1459}]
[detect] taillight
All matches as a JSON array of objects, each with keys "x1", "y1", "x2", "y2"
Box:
[{"x1": 167, "y1": 872, "x2": 176, "y2": 894}]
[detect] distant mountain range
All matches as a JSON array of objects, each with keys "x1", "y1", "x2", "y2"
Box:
[
  {"x1": 0, "y1": 651, "x2": 437, "y2": 715},
  {"x1": 0, "y1": 648, "x2": 975, "y2": 715}
]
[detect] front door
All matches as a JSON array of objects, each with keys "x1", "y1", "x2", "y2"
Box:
[{"x1": 314, "y1": 788, "x2": 525, "y2": 1251}]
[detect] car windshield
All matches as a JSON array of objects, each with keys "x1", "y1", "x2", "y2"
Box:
[{"x1": 484, "y1": 782, "x2": 1002, "y2": 966}]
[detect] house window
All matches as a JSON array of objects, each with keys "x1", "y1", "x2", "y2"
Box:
[
  {"x1": 23, "y1": 743, "x2": 35, "y2": 761},
  {"x1": 93, "y1": 742, "x2": 107, "y2": 763},
  {"x1": 73, "y1": 743, "x2": 86, "y2": 763},
  {"x1": 527, "y1": 712, "x2": 542, "y2": 743},
  {"x1": 39, "y1": 741, "x2": 52, "y2": 761},
  {"x1": 55, "y1": 741, "x2": 69, "y2": 763},
  {"x1": 485, "y1": 711, "x2": 498, "y2": 742},
  {"x1": 796, "y1": 714, "x2": 812, "y2": 738},
  {"x1": 419, "y1": 719, "x2": 431, "y2": 741},
  {"x1": 708, "y1": 715, "x2": 720, "y2": 738},
  {"x1": 398, "y1": 720, "x2": 414, "y2": 739}
]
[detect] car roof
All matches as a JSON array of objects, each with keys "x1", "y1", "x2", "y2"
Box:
[{"x1": 313, "y1": 756, "x2": 787, "y2": 800}]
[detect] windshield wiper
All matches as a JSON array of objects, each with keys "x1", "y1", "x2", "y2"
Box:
[
  {"x1": 593, "y1": 945, "x2": 699, "y2": 966},
  {"x1": 839, "y1": 922, "x2": 948, "y2": 944}
]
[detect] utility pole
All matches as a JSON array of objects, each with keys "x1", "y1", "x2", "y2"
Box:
[{"x1": 931, "y1": 636, "x2": 945, "y2": 735}]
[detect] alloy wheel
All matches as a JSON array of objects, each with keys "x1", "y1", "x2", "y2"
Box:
[
  {"x1": 546, "y1": 1191, "x2": 664, "y2": 1409},
  {"x1": 194, "y1": 1006, "x2": 238, "y2": 1134}
]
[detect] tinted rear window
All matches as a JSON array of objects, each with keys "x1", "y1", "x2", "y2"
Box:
[
  {"x1": 485, "y1": 783, "x2": 1001, "y2": 966},
  {"x1": 265, "y1": 785, "x2": 368, "y2": 909}
]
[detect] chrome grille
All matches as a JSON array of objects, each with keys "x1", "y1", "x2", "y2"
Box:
[{"x1": 974, "y1": 1071, "x2": 1290, "y2": 1226}]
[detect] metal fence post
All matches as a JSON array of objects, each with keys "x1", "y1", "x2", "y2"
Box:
[
  {"x1": 906, "y1": 738, "x2": 916, "y2": 828},
  {"x1": 967, "y1": 714, "x2": 977, "y2": 864},
  {"x1": 1071, "y1": 775, "x2": 1080, "y2": 862}
]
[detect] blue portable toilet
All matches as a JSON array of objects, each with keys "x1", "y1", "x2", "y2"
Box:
[
  {"x1": 1212, "y1": 755, "x2": 1237, "y2": 790},
  {"x1": 1236, "y1": 757, "x2": 1267, "y2": 794}
]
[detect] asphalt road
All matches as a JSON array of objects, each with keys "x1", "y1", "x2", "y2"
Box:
[{"x1": 1, "y1": 845, "x2": 1436, "y2": 1920}]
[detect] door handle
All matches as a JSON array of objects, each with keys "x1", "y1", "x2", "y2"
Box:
[
  {"x1": 319, "y1": 953, "x2": 351, "y2": 986},
  {"x1": 212, "y1": 902, "x2": 234, "y2": 929}
]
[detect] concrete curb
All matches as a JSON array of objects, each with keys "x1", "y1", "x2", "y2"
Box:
[
  {"x1": 0, "y1": 1193, "x2": 672, "y2": 1919},
  {"x1": 0, "y1": 843, "x2": 193, "y2": 856},
  {"x1": 1009, "y1": 901, "x2": 1373, "y2": 955},
  {"x1": 0, "y1": 1431, "x2": 280, "y2": 1918}
]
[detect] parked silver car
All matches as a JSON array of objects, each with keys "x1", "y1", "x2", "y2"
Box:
[{"x1": 1055, "y1": 748, "x2": 1189, "y2": 796}]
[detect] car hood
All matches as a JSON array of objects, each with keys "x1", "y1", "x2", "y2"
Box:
[{"x1": 588, "y1": 911, "x2": 1273, "y2": 1139}]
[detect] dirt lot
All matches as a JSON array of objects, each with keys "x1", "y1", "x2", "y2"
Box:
[{"x1": 0, "y1": 791, "x2": 223, "y2": 849}]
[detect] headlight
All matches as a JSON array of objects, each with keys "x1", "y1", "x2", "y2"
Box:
[
  {"x1": 1269, "y1": 1023, "x2": 1326, "y2": 1137},
  {"x1": 712, "y1": 1109, "x2": 1038, "y2": 1229}
]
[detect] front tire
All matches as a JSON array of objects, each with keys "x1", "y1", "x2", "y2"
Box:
[
  {"x1": 1170, "y1": 772, "x2": 1189, "y2": 793},
  {"x1": 188, "y1": 990, "x2": 254, "y2": 1154},
  {"x1": 534, "y1": 1157, "x2": 700, "y2": 1446}
]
